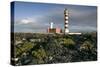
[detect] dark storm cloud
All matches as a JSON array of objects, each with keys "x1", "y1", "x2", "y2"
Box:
[{"x1": 69, "y1": 8, "x2": 97, "y2": 26}]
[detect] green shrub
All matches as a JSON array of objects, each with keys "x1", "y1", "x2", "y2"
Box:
[
  {"x1": 80, "y1": 41, "x2": 93, "y2": 51},
  {"x1": 62, "y1": 38, "x2": 75, "y2": 49},
  {"x1": 32, "y1": 48, "x2": 46, "y2": 60}
]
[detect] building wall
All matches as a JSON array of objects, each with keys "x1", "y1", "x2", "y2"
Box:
[
  {"x1": 56, "y1": 28, "x2": 61, "y2": 33},
  {"x1": 47, "y1": 28, "x2": 61, "y2": 33}
]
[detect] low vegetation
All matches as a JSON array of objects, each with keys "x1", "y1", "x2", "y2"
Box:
[{"x1": 11, "y1": 32, "x2": 97, "y2": 65}]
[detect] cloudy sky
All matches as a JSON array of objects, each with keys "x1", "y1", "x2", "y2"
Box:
[{"x1": 13, "y1": 1, "x2": 97, "y2": 33}]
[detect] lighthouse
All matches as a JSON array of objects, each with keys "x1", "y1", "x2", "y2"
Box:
[{"x1": 64, "y1": 8, "x2": 69, "y2": 34}]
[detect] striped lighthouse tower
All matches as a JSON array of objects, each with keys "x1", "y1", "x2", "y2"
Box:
[{"x1": 64, "y1": 8, "x2": 69, "y2": 34}]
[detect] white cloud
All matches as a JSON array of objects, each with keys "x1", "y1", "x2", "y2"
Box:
[
  {"x1": 16, "y1": 18, "x2": 36, "y2": 24},
  {"x1": 20, "y1": 19, "x2": 31, "y2": 24}
]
